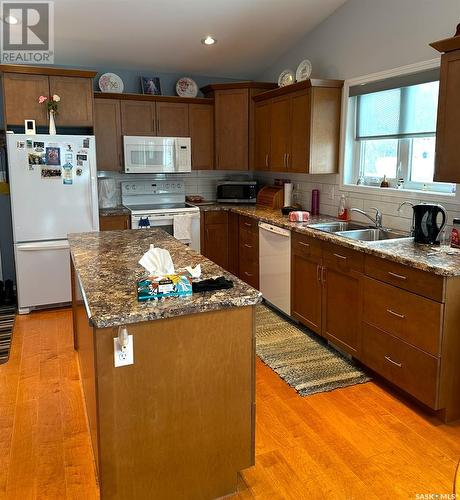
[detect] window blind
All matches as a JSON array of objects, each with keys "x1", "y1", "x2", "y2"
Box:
[{"x1": 356, "y1": 80, "x2": 439, "y2": 140}]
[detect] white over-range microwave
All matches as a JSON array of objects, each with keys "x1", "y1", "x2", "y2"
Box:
[{"x1": 123, "y1": 136, "x2": 192, "y2": 173}]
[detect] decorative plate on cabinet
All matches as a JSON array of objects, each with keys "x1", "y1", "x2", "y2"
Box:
[
  {"x1": 176, "y1": 77, "x2": 198, "y2": 97},
  {"x1": 278, "y1": 69, "x2": 295, "y2": 87},
  {"x1": 98, "y1": 73, "x2": 124, "y2": 93},
  {"x1": 296, "y1": 59, "x2": 312, "y2": 81}
]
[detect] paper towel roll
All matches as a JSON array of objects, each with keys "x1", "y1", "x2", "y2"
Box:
[{"x1": 284, "y1": 183, "x2": 293, "y2": 207}]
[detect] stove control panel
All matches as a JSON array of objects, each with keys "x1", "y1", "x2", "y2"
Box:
[{"x1": 121, "y1": 181, "x2": 184, "y2": 195}]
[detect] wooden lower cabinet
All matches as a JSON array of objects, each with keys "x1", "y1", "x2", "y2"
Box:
[
  {"x1": 201, "y1": 211, "x2": 229, "y2": 270},
  {"x1": 361, "y1": 323, "x2": 439, "y2": 408},
  {"x1": 99, "y1": 214, "x2": 130, "y2": 231},
  {"x1": 238, "y1": 216, "x2": 259, "y2": 289},
  {"x1": 322, "y1": 243, "x2": 363, "y2": 355},
  {"x1": 291, "y1": 232, "x2": 322, "y2": 335}
]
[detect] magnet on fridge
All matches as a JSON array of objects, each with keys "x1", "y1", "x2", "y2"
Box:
[
  {"x1": 62, "y1": 163, "x2": 73, "y2": 185},
  {"x1": 76, "y1": 168, "x2": 82, "y2": 176},
  {"x1": 24, "y1": 119, "x2": 36, "y2": 135},
  {"x1": 26, "y1": 139, "x2": 33, "y2": 149},
  {"x1": 16, "y1": 141, "x2": 25, "y2": 150},
  {"x1": 83, "y1": 138, "x2": 90, "y2": 148}
]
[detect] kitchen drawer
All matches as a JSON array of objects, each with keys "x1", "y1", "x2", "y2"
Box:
[
  {"x1": 292, "y1": 231, "x2": 322, "y2": 261},
  {"x1": 365, "y1": 255, "x2": 445, "y2": 302},
  {"x1": 361, "y1": 323, "x2": 440, "y2": 409},
  {"x1": 239, "y1": 240, "x2": 258, "y2": 265},
  {"x1": 239, "y1": 258, "x2": 259, "y2": 289},
  {"x1": 323, "y1": 242, "x2": 364, "y2": 274},
  {"x1": 239, "y1": 215, "x2": 258, "y2": 233},
  {"x1": 363, "y1": 276, "x2": 443, "y2": 356},
  {"x1": 204, "y1": 210, "x2": 228, "y2": 225},
  {"x1": 239, "y1": 226, "x2": 259, "y2": 248}
]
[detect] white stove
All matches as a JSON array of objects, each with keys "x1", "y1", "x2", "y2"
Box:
[{"x1": 122, "y1": 181, "x2": 200, "y2": 251}]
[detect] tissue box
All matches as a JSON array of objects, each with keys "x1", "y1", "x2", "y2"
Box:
[{"x1": 137, "y1": 274, "x2": 192, "y2": 302}]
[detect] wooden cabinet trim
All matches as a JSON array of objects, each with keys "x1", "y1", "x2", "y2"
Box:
[
  {"x1": 95, "y1": 91, "x2": 213, "y2": 105},
  {"x1": 0, "y1": 64, "x2": 96, "y2": 78},
  {"x1": 253, "y1": 78, "x2": 344, "y2": 102}
]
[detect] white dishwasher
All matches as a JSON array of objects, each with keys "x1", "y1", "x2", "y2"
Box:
[{"x1": 258, "y1": 222, "x2": 291, "y2": 315}]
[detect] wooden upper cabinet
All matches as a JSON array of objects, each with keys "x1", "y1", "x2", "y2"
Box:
[
  {"x1": 214, "y1": 89, "x2": 249, "y2": 170},
  {"x1": 270, "y1": 96, "x2": 291, "y2": 171},
  {"x1": 121, "y1": 100, "x2": 156, "y2": 135},
  {"x1": 189, "y1": 103, "x2": 214, "y2": 170},
  {"x1": 253, "y1": 79, "x2": 343, "y2": 174},
  {"x1": 94, "y1": 99, "x2": 122, "y2": 171},
  {"x1": 290, "y1": 91, "x2": 311, "y2": 173},
  {"x1": 254, "y1": 101, "x2": 271, "y2": 170},
  {"x1": 156, "y1": 102, "x2": 189, "y2": 137},
  {"x1": 48, "y1": 76, "x2": 93, "y2": 127},
  {"x1": 430, "y1": 38, "x2": 460, "y2": 183},
  {"x1": 2, "y1": 73, "x2": 49, "y2": 126}
]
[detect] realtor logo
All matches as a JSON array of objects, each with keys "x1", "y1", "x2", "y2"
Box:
[{"x1": 1, "y1": 1, "x2": 54, "y2": 63}]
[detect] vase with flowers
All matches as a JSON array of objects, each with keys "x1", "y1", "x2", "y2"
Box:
[{"x1": 38, "y1": 94, "x2": 61, "y2": 135}]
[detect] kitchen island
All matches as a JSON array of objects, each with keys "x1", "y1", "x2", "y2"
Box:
[{"x1": 68, "y1": 229, "x2": 262, "y2": 500}]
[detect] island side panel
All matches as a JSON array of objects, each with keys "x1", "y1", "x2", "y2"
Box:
[
  {"x1": 94, "y1": 306, "x2": 255, "y2": 500},
  {"x1": 71, "y1": 261, "x2": 100, "y2": 473}
]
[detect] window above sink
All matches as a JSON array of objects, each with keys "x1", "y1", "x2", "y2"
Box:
[{"x1": 340, "y1": 59, "x2": 459, "y2": 202}]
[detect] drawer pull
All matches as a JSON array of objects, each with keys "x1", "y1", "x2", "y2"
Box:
[
  {"x1": 244, "y1": 272, "x2": 253, "y2": 277},
  {"x1": 244, "y1": 222, "x2": 253, "y2": 227},
  {"x1": 317, "y1": 265, "x2": 322, "y2": 282},
  {"x1": 299, "y1": 241, "x2": 310, "y2": 247},
  {"x1": 387, "y1": 309, "x2": 406, "y2": 319},
  {"x1": 244, "y1": 244, "x2": 253, "y2": 249},
  {"x1": 333, "y1": 253, "x2": 347, "y2": 260},
  {"x1": 388, "y1": 271, "x2": 407, "y2": 281},
  {"x1": 385, "y1": 355, "x2": 403, "y2": 368}
]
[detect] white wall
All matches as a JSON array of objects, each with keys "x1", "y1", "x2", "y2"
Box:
[
  {"x1": 256, "y1": 0, "x2": 460, "y2": 232},
  {"x1": 259, "y1": 0, "x2": 459, "y2": 82}
]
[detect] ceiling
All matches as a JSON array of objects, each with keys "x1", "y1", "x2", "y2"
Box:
[{"x1": 53, "y1": 0, "x2": 347, "y2": 78}]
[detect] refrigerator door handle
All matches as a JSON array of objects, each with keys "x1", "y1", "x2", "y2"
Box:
[{"x1": 17, "y1": 241, "x2": 70, "y2": 251}]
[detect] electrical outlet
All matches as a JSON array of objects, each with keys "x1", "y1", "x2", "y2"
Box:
[{"x1": 113, "y1": 335, "x2": 134, "y2": 367}]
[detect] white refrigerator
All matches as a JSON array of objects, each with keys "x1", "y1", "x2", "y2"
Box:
[{"x1": 7, "y1": 134, "x2": 99, "y2": 313}]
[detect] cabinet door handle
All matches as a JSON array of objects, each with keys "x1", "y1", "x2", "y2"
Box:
[
  {"x1": 298, "y1": 241, "x2": 310, "y2": 247},
  {"x1": 244, "y1": 243, "x2": 253, "y2": 249},
  {"x1": 286, "y1": 153, "x2": 290, "y2": 168},
  {"x1": 244, "y1": 222, "x2": 252, "y2": 228},
  {"x1": 244, "y1": 272, "x2": 253, "y2": 277},
  {"x1": 333, "y1": 253, "x2": 347, "y2": 261},
  {"x1": 317, "y1": 265, "x2": 322, "y2": 282},
  {"x1": 385, "y1": 355, "x2": 402, "y2": 368},
  {"x1": 388, "y1": 271, "x2": 407, "y2": 280},
  {"x1": 321, "y1": 267, "x2": 327, "y2": 283},
  {"x1": 387, "y1": 309, "x2": 405, "y2": 319},
  {"x1": 265, "y1": 154, "x2": 269, "y2": 168}
]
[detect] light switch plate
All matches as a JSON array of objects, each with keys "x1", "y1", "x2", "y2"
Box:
[{"x1": 113, "y1": 335, "x2": 134, "y2": 367}]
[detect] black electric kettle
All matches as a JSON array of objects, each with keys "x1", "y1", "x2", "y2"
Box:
[{"x1": 412, "y1": 203, "x2": 447, "y2": 245}]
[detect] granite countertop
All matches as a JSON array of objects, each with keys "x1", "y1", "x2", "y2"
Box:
[
  {"x1": 99, "y1": 206, "x2": 130, "y2": 217},
  {"x1": 68, "y1": 229, "x2": 262, "y2": 329},
  {"x1": 196, "y1": 203, "x2": 460, "y2": 277}
]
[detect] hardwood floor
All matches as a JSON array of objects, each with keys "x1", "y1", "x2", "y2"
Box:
[{"x1": 1, "y1": 309, "x2": 460, "y2": 499}]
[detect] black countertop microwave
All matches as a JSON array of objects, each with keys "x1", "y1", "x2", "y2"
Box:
[{"x1": 216, "y1": 181, "x2": 257, "y2": 203}]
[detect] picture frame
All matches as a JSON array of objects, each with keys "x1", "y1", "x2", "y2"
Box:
[{"x1": 141, "y1": 76, "x2": 162, "y2": 95}]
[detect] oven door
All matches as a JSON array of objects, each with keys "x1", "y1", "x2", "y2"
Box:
[
  {"x1": 132, "y1": 214, "x2": 174, "y2": 234},
  {"x1": 131, "y1": 213, "x2": 200, "y2": 252},
  {"x1": 123, "y1": 136, "x2": 191, "y2": 173}
]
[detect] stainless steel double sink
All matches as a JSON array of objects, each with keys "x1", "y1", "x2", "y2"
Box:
[{"x1": 307, "y1": 221, "x2": 411, "y2": 243}]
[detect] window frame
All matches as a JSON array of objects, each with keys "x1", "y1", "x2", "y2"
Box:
[{"x1": 339, "y1": 59, "x2": 460, "y2": 202}]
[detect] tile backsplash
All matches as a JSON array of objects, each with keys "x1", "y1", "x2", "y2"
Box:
[
  {"x1": 254, "y1": 171, "x2": 460, "y2": 235},
  {"x1": 97, "y1": 170, "x2": 253, "y2": 205}
]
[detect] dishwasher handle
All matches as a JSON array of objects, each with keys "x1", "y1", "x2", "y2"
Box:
[{"x1": 259, "y1": 222, "x2": 291, "y2": 237}]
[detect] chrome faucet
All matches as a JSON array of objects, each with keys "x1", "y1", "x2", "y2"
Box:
[
  {"x1": 397, "y1": 201, "x2": 414, "y2": 212},
  {"x1": 350, "y1": 207, "x2": 383, "y2": 228}
]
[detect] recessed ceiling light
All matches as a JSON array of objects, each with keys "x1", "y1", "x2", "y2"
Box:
[
  {"x1": 4, "y1": 15, "x2": 19, "y2": 25},
  {"x1": 201, "y1": 35, "x2": 217, "y2": 46}
]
